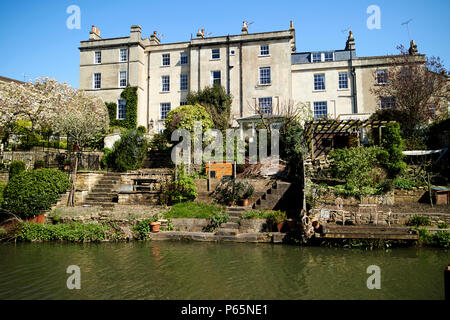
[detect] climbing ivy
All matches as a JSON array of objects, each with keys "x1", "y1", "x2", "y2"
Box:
[{"x1": 105, "y1": 87, "x2": 138, "y2": 130}]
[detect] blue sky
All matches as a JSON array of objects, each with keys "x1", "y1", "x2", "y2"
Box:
[{"x1": 0, "y1": 0, "x2": 448, "y2": 88}]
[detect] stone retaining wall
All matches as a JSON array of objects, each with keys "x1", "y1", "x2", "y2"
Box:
[
  {"x1": 118, "y1": 191, "x2": 159, "y2": 205},
  {"x1": 1, "y1": 150, "x2": 103, "y2": 170},
  {"x1": 170, "y1": 218, "x2": 210, "y2": 232}
]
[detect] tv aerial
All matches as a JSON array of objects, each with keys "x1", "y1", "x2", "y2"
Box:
[
  {"x1": 341, "y1": 26, "x2": 351, "y2": 34},
  {"x1": 401, "y1": 19, "x2": 413, "y2": 41}
]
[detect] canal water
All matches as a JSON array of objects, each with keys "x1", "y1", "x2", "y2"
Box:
[{"x1": 0, "y1": 242, "x2": 447, "y2": 300}]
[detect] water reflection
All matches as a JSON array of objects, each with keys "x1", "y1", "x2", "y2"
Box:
[{"x1": 0, "y1": 242, "x2": 447, "y2": 300}]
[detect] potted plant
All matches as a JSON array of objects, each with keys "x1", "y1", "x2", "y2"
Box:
[
  {"x1": 63, "y1": 160, "x2": 71, "y2": 171},
  {"x1": 236, "y1": 181, "x2": 254, "y2": 206},
  {"x1": 149, "y1": 216, "x2": 161, "y2": 232},
  {"x1": 266, "y1": 210, "x2": 287, "y2": 232}
]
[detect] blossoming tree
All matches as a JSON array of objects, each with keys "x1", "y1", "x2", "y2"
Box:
[{"x1": 0, "y1": 78, "x2": 109, "y2": 206}]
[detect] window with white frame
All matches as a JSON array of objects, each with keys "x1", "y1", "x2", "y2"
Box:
[
  {"x1": 161, "y1": 76, "x2": 170, "y2": 92},
  {"x1": 119, "y1": 71, "x2": 127, "y2": 87},
  {"x1": 117, "y1": 99, "x2": 126, "y2": 120},
  {"x1": 180, "y1": 74, "x2": 188, "y2": 91},
  {"x1": 162, "y1": 53, "x2": 170, "y2": 66},
  {"x1": 180, "y1": 53, "x2": 188, "y2": 65},
  {"x1": 180, "y1": 101, "x2": 188, "y2": 106},
  {"x1": 120, "y1": 48, "x2": 127, "y2": 62},
  {"x1": 313, "y1": 101, "x2": 328, "y2": 119},
  {"x1": 211, "y1": 71, "x2": 221, "y2": 85},
  {"x1": 260, "y1": 45, "x2": 269, "y2": 56},
  {"x1": 380, "y1": 97, "x2": 395, "y2": 109},
  {"x1": 160, "y1": 103, "x2": 171, "y2": 119},
  {"x1": 94, "y1": 51, "x2": 101, "y2": 64},
  {"x1": 314, "y1": 74, "x2": 325, "y2": 90},
  {"x1": 259, "y1": 97, "x2": 273, "y2": 114},
  {"x1": 376, "y1": 69, "x2": 387, "y2": 84},
  {"x1": 312, "y1": 53, "x2": 321, "y2": 62},
  {"x1": 211, "y1": 49, "x2": 220, "y2": 59},
  {"x1": 324, "y1": 52, "x2": 334, "y2": 61},
  {"x1": 259, "y1": 67, "x2": 271, "y2": 85},
  {"x1": 93, "y1": 73, "x2": 101, "y2": 89},
  {"x1": 338, "y1": 72, "x2": 348, "y2": 89}
]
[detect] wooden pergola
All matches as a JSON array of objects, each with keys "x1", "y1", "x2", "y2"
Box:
[{"x1": 304, "y1": 119, "x2": 395, "y2": 159}]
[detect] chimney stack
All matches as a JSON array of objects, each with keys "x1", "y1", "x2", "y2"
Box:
[
  {"x1": 408, "y1": 40, "x2": 418, "y2": 55},
  {"x1": 289, "y1": 20, "x2": 295, "y2": 31},
  {"x1": 150, "y1": 30, "x2": 160, "y2": 45},
  {"x1": 242, "y1": 21, "x2": 248, "y2": 34},
  {"x1": 89, "y1": 25, "x2": 101, "y2": 40},
  {"x1": 130, "y1": 25, "x2": 142, "y2": 41},
  {"x1": 345, "y1": 30, "x2": 355, "y2": 51}
]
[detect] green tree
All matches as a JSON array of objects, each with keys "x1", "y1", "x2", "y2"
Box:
[
  {"x1": 164, "y1": 103, "x2": 214, "y2": 138},
  {"x1": 329, "y1": 146, "x2": 387, "y2": 199},
  {"x1": 380, "y1": 122, "x2": 406, "y2": 177},
  {"x1": 108, "y1": 127, "x2": 148, "y2": 172},
  {"x1": 186, "y1": 84, "x2": 232, "y2": 131}
]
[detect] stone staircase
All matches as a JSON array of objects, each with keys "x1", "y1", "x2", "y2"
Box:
[
  {"x1": 252, "y1": 181, "x2": 291, "y2": 210},
  {"x1": 83, "y1": 172, "x2": 121, "y2": 209},
  {"x1": 215, "y1": 206, "x2": 251, "y2": 236}
]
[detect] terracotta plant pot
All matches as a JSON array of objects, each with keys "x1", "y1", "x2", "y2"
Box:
[
  {"x1": 276, "y1": 221, "x2": 284, "y2": 232},
  {"x1": 27, "y1": 214, "x2": 45, "y2": 224},
  {"x1": 150, "y1": 221, "x2": 161, "y2": 232},
  {"x1": 240, "y1": 199, "x2": 249, "y2": 206}
]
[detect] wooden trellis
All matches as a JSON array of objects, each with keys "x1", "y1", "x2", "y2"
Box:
[{"x1": 304, "y1": 119, "x2": 395, "y2": 159}]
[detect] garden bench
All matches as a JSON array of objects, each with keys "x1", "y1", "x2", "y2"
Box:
[{"x1": 132, "y1": 178, "x2": 158, "y2": 191}]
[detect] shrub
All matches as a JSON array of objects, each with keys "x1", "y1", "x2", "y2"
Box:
[
  {"x1": 186, "y1": 84, "x2": 232, "y2": 132},
  {"x1": 204, "y1": 211, "x2": 230, "y2": 232},
  {"x1": 100, "y1": 147, "x2": 114, "y2": 169},
  {"x1": 234, "y1": 181, "x2": 254, "y2": 200},
  {"x1": 329, "y1": 146, "x2": 387, "y2": 199},
  {"x1": 437, "y1": 221, "x2": 448, "y2": 229},
  {"x1": 160, "y1": 167, "x2": 197, "y2": 205},
  {"x1": 33, "y1": 160, "x2": 45, "y2": 169},
  {"x1": 406, "y1": 215, "x2": 432, "y2": 227},
  {"x1": 431, "y1": 231, "x2": 450, "y2": 248},
  {"x1": 213, "y1": 178, "x2": 253, "y2": 204},
  {"x1": 163, "y1": 104, "x2": 214, "y2": 139},
  {"x1": 108, "y1": 128, "x2": 148, "y2": 172},
  {"x1": 16, "y1": 222, "x2": 110, "y2": 242},
  {"x1": 393, "y1": 177, "x2": 417, "y2": 190},
  {"x1": 0, "y1": 183, "x2": 6, "y2": 207},
  {"x1": 132, "y1": 219, "x2": 153, "y2": 240},
  {"x1": 8, "y1": 160, "x2": 26, "y2": 180},
  {"x1": 2, "y1": 169, "x2": 70, "y2": 219},
  {"x1": 379, "y1": 122, "x2": 406, "y2": 177},
  {"x1": 265, "y1": 210, "x2": 287, "y2": 225},
  {"x1": 148, "y1": 132, "x2": 170, "y2": 151}
]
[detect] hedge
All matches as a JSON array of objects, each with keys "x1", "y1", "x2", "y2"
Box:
[{"x1": 2, "y1": 169, "x2": 70, "y2": 219}]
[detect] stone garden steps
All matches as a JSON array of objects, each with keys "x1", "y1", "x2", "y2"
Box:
[
  {"x1": 252, "y1": 181, "x2": 291, "y2": 210},
  {"x1": 82, "y1": 172, "x2": 121, "y2": 209}
]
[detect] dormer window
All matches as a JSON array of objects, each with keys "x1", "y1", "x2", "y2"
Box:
[
  {"x1": 312, "y1": 53, "x2": 321, "y2": 62},
  {"x1": 324, "y1": 52, "x2": 334, "y2": 61}
]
